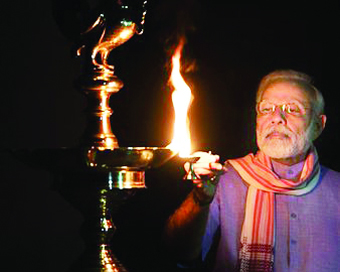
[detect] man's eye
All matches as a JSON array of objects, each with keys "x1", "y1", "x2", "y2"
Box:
[
  {"x1": 259, "y1": 103, "x2": 274, "y2": 113},
  {"x1": 262, "y1": 107, "x2": 272, "y2": 113},
  {"x1": 287, "y1": 104, "x2": 301, "y2": 114}
]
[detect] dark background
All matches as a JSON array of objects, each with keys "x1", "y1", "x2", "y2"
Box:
[{"x1": 0, "y1": 0, "x2": 339, "y2": 271}]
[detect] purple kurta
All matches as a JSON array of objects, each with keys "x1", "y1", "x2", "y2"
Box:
[{"x1": 202, "y1": 163, "x2": 340, "y2": 272}]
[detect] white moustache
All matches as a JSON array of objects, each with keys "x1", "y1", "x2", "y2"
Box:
[{"x1": 263, "y1": 126, "x2": 293, "y2": 139}]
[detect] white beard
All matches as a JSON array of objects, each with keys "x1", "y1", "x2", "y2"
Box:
[{"x1": 257, "y1": 122, "x2": 314, "y2": 159}]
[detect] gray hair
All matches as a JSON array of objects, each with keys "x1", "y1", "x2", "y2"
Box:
[{"x1": 256, "y1": 70, "x2": 325, "y2": 116}]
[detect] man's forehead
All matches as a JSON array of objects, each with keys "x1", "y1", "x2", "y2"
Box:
[{"x1": 260, "y1": 81, "x2": 311, "y2": 104}]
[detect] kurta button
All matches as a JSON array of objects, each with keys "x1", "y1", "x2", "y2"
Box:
[
  {"x1": 291, "y1": 213, "x2": 297, "y2": 218},
  {"x1": 291, "y1": 239, "x2": 297, "y2": 245}
]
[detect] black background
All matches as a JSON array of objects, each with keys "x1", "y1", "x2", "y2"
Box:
[{"x1": 0, "y1": 0, "x2": 339, "y2": 271}]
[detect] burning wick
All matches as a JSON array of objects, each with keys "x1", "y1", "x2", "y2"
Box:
[{"x1": 166, "y1": 40, "x2": 193, "y2": 158}]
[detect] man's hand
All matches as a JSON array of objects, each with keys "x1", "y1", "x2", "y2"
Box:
[{"x1": 184, "y1": 151, "x2": 226, "y2": 205}]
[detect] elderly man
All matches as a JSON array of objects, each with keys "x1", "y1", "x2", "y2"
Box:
[{"x1": 164, "y1": 70, "x2": 340, "y2": 272}]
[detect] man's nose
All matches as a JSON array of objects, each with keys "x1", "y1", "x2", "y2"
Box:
[{"x1": 270, "y1": 107, "x2": 287, "y2": 124}]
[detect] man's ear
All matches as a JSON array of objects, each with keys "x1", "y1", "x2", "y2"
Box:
[
  {"x1": 312, "y1": 114, "x2": 327, "y2": 140},
  {"x1": 320, "y1": 114, "x2": 327, "y2": 130}
]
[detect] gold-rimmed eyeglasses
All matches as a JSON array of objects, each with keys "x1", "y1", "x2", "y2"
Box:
[{"x1": 256, "y1": 100, "x2": 310, "y2": 117}]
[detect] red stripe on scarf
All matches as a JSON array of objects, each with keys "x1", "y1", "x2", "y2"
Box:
[
  {"x1": 228, "y1": 147, "x2": 320, "y2": 272},
  {"x1": 238, "y1": 159, "x2": 274, "y2": 189}
]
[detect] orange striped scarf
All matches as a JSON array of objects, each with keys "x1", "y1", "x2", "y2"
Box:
[{"x1": 228, "y1": 148, "x2": 320, "y2": 271}]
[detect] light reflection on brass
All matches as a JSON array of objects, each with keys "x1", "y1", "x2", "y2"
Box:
[
  {"x1": 98, "y1": 189, "x2": 125, "y2": 272},
  {"x1": 74, "y1": 2, "x2": 147, "y2": 151},
  {"x1": 100, "y1": 244, "x2": 120, "y2": 272},
  {"x1": 91, "y1": 23, "x2": 136, "y2": 71},
  {"x1": 53, "y1": 1, "x2": 178, "y2": 271},
  {"x1": 87, "y1": 147, "x2": 176, "y2": 188},
  {"x1": 115, "y1": 170, "x2": 145, "y2": 189}
]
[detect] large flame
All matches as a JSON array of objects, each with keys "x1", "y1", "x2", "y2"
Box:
[{"x1": 167, "y1": 40, "x2": 193, "y2": 157}]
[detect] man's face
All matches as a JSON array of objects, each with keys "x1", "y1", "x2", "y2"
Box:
[{"x1": 256, "y1": 81, "x2": 315, "y2": 160}]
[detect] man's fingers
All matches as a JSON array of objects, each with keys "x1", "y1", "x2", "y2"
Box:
[
  {"x1": 184, "y1": 151, "x2": 226, "y2": 181},
  {"x1": 209, "y1": 162, "x2": 223, "y2": 171}
]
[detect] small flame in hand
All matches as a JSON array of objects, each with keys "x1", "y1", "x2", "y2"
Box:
[{"x1": 167, "y1": 40, "x2": 193, "y2": 157}]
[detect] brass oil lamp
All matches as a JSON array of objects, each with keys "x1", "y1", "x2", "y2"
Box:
[
  {"x1": 70, "y1": 0, "x2": 175, "y2": 189},
  {"x1": 52, "y1": 1, "x2": 177, "y2": 271}
]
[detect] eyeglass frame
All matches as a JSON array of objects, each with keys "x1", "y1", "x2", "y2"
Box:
[{"x1": 256, "y1": 100, "x2": 312, "y2": 117}]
